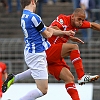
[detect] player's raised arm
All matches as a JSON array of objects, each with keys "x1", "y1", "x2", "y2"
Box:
[{"x1": 90, "y1": 22, "x2": 100, "y2": 31}]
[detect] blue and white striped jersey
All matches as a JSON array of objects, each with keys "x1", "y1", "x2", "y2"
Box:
[{"x1": 21, "y1": 10, "x2": 50, "y2": 53}]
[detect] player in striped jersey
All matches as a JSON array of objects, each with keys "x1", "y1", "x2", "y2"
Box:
[{"x1": 2, "y1": 0, "x2": 75, "y2": 100}]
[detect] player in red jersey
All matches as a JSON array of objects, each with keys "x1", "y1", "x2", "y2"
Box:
[
  {"x1": 46, "y1": 8, "x2": 100, "y2": 100},
  {"x1": 0, "y1": 62, "x2": 7, "y2": 99}
]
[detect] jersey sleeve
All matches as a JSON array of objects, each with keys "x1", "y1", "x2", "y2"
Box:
[
  {"x1": 31, "y1": 14, "x2": 46, "y2": 33},
  {"x1": 80, "y1": 21, "x2": 91, "y2": 28},
  {"x1": 50, "y1": 14, "x2": 65, "y2": 30}
]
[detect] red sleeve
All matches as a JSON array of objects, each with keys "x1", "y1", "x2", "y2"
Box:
[
  {"x1": 80, "y1": 21, "x2": 91, "y2": 28},
  {"x1": 50, "y1": 14, "x2": 65, "y2": 30}
]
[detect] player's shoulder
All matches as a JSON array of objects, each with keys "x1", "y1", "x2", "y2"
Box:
[
  {"x1": 58, "y1": 14, "x2": 66, "y2": 17},
  {"x1": 29, "y1": 12, "x2": 37, "y2": 18},
  {"x1": 58, "y1": 14, "x2": 71, "y2": 19},
  {"x1": 31, "y1": 13, "x2": 42, "y2": 22}
]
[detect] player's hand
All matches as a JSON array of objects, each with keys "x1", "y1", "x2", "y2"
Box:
[
  {"x1": 64, "y1": 30, "x2": 75, "y2": 36},
  {"x1": 69, "y1": 36, "x2": 84, "y2": 44}
]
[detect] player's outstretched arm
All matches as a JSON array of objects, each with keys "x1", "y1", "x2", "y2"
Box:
[
  {"x1": 49, "y1": 26, "x2": 75, "y2": 37},
  {"x1": 90, "y1": 22, "x2": 100, "y2": 31},
  {"x1": 69, "y1": 36, "x2": 84, "y2": 44}
]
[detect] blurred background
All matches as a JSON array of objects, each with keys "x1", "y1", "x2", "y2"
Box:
[{"x1": 0, "y1": 0, "x2": 100, "y2": 100}]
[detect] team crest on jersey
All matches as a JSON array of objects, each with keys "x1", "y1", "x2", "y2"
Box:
[{"x1": 59, "y1": 19, "x2": 63, "y2": 24}]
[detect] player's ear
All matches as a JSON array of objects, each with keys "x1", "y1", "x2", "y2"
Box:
[
  {"x1": 31, "y1": 0, "x2": 35, "y2": 5},
  {"x1": 71, "y1": 14, "x2": 74, "y2": 20}
]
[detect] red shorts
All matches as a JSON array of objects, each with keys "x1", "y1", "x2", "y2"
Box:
[{"x1": 46, "y1": 43, "x2": 70, "y2": 80}]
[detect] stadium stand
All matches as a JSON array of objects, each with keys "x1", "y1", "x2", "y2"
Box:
[{"x1": 0, "y1": 1, "x2": 100, "y2": 99}]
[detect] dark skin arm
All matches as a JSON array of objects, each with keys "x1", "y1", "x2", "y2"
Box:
[{"x1": 90, "y1": 22, "x2": 100, "y2": 31}]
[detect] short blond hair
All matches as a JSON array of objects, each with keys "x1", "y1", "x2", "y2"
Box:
[{"x1": 73, "y1": 8, "x2": 85, "y2": 15}]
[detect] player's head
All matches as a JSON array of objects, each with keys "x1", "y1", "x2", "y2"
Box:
[
  {"x1": 20, "y1": 0, "x2": 38, "y2": 12},
  {"x1": 71, "y1": 8, "x2": 86, "y2": 28}
]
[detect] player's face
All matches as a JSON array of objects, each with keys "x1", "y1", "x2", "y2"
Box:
[{"x1": 72, "y1": 13, "x2": 85, "y2": 28}]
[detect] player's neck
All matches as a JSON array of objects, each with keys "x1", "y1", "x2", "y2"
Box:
[{"x1": 24, "y1": 6, "x2": 34, "y2": 13}]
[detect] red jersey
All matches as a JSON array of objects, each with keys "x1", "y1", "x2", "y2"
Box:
[
  {"x1": 48, "y1": 14, "x2": 91, "y2": 44},
  {"x1": 0, "y1": 62, "x2": 7, "y2": 86}
]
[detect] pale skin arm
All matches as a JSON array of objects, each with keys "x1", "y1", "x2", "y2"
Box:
[
  {"x1": 41, "y1": 27, "x2": 54, "y2": 38},
  {"x1": 41, "y1": 27, "x2": 75, "y2": 38},
  {"x1": 49, "y1": 26, "x2": 75, "y2": 36},
  {"x1": 51, "y1": 28, "x2": 75, "y2": 36}
]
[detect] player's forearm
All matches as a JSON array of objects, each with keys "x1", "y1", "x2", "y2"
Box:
[
  {"x1": 42, "y1": 29, "x2": 53, "y2": 38},
  {"x1": 52, "y1": 29, "x2": 65, "y2": 36},
  {"x1": 50, "y1": 26, "x2": 66, "y2": 36},
  {"x1": 49, "y1": 26, "x2": 64, "y2": 36},
  {"x1": 90, "y1": 22, "x2": 100, "y2": 31},
  {"x1": 46, "y1": 27, "x2": 63, "y2": 36},
  {"x1": 50, "y1": 26, "x2": 60, "y2": 30},
  {"x1": 52, "y1": 29, "x2": 75, "y2": 37}
]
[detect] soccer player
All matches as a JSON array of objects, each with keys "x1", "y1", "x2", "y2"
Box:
[
  {"x1": 47, "y1": 8, "x2": 100, "y2": 84},
  {"x1": 47, "y1": 7, "x2": 100, "y2": 84},
  {"x1": 0, "y1": 62, "x2": 7, "y2": 100},
  {"x1": 2, "y1": 0, "x2": 75, "y2": 100},
  {"x1": 45, "y1": 8, "x2": 100, "y2": 100}
]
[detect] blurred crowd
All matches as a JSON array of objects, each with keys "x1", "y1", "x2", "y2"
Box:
[
  {"x1": 0, "y1": 0, "x2": 100, "y2": 42},
  {"x1": 72, "y1": 0, "x2": 100, "y2": 22},
  {"x1": 1, "y1": 0, "x2": 100, "y2": 19},
  {"x1": 38, "y1": 0, "x2": 100, "y2": 22},
  {"x1": 0, "y1": 0, "x2": 21, "y2": 14}
]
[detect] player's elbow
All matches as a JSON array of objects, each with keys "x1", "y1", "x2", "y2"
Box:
[{"x1": 42, "y1": 30, "x2": 53, "y2": 38}]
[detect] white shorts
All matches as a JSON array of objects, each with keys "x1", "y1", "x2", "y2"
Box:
[{"x1": 24, "y1": 50, "x2": 48, "y2": 79}]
